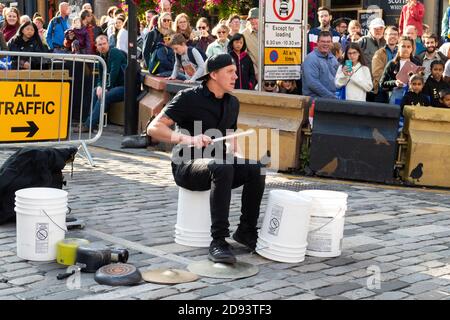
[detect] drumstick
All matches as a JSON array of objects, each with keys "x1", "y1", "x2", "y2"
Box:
[{"x1": 187, "y1": 129, "x2": 255, "y2": 147}]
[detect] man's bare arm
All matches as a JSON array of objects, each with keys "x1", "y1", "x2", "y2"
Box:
[{"x1": 147, "y1": 112, "x2": 212, "y2": 148}]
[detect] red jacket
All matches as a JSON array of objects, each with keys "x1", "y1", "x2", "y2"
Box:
[{"x1": 399, "y1": 1, "x2": 425, "y2": 36}]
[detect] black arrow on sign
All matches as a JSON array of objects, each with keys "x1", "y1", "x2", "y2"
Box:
[{"x1": 11, "y1": 121, "x2": 39, "y2": 138}]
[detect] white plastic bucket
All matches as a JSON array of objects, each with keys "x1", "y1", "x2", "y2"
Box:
[
  {"x1": 256, "y1": 190, "x2": 312, "y2": 263},
  {"x1": 15, "y1": 188, "x2": 68, "y2": 261},
  {"x1": 174, "y1": 187, "x2": 212, "y2": 247},
  {"x1": 299, "y1": 190, "x2": 348, "y2": 258}
]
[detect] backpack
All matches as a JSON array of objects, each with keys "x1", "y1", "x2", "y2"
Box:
[
  {"x1": 148, "y1": 48, "x2": 161, "y2": 75},
  {"x1": 50, "y1": 16, "x2": 64, "y2": 39},
  {"x1": 176, "y1": 46, "x2": 207, "y2": 68},
  {"x1": 0, "y1": 147, "x2": 78, "y2": 224}
]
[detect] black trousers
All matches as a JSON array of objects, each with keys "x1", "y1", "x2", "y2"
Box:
[{"x1": 172, "y1": 157, "x2": 266, "y2": 240}]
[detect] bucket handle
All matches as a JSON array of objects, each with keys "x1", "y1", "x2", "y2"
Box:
[
  {"x1": 308, "y1": 206, "x2": 346, "y2": 233},
  {"x1": 41, "y1": 209, "x2": 68, "y2": 232}
]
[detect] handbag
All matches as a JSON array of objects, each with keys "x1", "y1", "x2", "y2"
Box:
[{"x1": 336, "y1": 86, "x2": 346, "y2": 100}]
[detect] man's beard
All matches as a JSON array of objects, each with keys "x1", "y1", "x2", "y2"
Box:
[{"x1": 426, "y1": 47, "x2": 436, "y2": 54}]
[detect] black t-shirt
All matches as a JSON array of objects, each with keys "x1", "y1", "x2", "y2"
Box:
[{"x1": 163, "y1": 83, "x2": 240, "y2": 161}]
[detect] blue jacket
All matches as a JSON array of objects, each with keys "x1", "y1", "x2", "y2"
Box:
[
  {"x1": 46, "y1": 15, "x2": 70, "y2": 49},
  {"x1": 302, "y1": 49, "x2": 339, "y2": 99}
]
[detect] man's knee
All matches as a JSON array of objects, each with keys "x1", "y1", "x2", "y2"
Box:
[{"x1": 208, "y1": 162, "x2": 234, "y2": 178}]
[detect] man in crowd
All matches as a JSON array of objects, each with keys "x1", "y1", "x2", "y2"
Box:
[
  {"x1": 45, "y1": 1, "x2": 70, "y2": 52},
  {"x1": 357, "y1": 17, "x2": 386, "y2": 70},
  {"x1": 242, "y1": 7, "x2": 259, "y2": 72},
  {"x1": 159, "y1": 0, "x2": 172, "y2": 14},
  {"x1": 307, "y1": 7, "x2": 341, "y2": 53},
  {"x1": 334, "y1": 18, "x2": 348, "y2": 37},
  {"x1": 75, "y1": 35, "x2": 127, "y2": 132},
  {"x1": 147, "y1": 53, "x2": 266, "y2": 264},
  {"x1": 416, "y1": 33, "x2": 448, "y2": 81},
  {"x1": 302, "y1": 31, "x2": 339, "y2": 99},
  {"x1": 371, "y1": 26, "x2": 399, "y2": 101},
  {"x1": 404, "y1": 24, "x2": 426, "y2": 55}
]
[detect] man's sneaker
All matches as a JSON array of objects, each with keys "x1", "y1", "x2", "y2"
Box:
[
  {"x1": 232, "y1": 226, "x2": 258, "y2": 252},
  {"x1": 208, "y1": 239, "x2": 236, "y2": 264}
]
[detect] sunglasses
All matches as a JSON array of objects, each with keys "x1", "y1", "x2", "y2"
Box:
[
  {"x1": 163, "y1": 19, "x2": 172, "y2": 23},
  {"x1": 198, "y1": 26, "x2": 207, "y2": 30},
  {"x1": 264, "y1": 82, "x2": 276, "y2": 87},
  {"x1": 217, "y1": 31, "x2": 227, "y2": 34}
]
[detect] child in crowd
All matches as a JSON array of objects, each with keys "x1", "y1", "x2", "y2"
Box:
[
  {"x1": 401, "y1": 72, "x2": 430, "y2": 112},
  {"x1": 63, "y1": 17, "x2": 89, "y2": 54},
  {"x1": 277, "y1": 80, "x2": 300, "y2": 94},
  {"x1": 227, "y1": 33, "x2": 256, "y2": 90},
  {"x1": 422, "y1": 61, "x2": 450, "y2": 107},
  {"x1": 149, "y1": 31, "x2": 175, "y2": 77},
  {"x1": 438, "y1": 89, "x2": 450, "y2": 108},
  {"x1": 261, "y1": 80, "x2": 279, "y2": 93},
  {"x1": 168, "y1": 33, "x2": 205, "y2": 83},
  {"x1": 331, "y1": 42, "x2": 343, "y2": 63}
]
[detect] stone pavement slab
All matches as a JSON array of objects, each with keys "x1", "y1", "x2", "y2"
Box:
[{"x1": 2, "y1": 127, "x2": 450, "y2": 300}]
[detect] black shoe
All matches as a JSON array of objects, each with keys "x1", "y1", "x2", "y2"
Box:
[
  {"x1": 208, "y1": 239, "x2": 236, "y2": 264},
  {"x1": 232, "y1": 226, "x2": 258, "y2": 252}
]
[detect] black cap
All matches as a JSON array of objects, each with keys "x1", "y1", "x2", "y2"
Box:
[{"x1": 197, "y1": 53, "x2": 235, "y2": 81}]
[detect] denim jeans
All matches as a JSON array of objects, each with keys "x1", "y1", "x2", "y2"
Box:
[
  {"x1": 84, "y1": 86, "x2": 125, "y2": 128},
  {"x1": 172, "y1": 157, "x2": 266, "y2": 240}
]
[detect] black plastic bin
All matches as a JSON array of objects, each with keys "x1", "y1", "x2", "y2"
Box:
[{"x1": 309, "y1": 98, "x2": 401, "y2": 183}]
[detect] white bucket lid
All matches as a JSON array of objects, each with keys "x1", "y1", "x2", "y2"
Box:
[
  {"x1": 269, "y1": 189, "x2": 312, "y2": 206},
  {"x1": 299, "y1": 190, "x2": 348, "y2": 201},
  {"x1": 15, "y1": 188, "x2": 68, "y2": 200}
]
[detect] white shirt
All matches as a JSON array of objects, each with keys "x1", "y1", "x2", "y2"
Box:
[
  {"x1": 116, "y1": 29, "x2": 128, "y2": 54},
  {"x1": 335, "y1": 63, "x2": 373, "y2": 102}
]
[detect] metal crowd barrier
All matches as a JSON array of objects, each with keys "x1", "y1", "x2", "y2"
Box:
[{"x1": 0, "y1": 51, "x2": 107, "y2": 166}]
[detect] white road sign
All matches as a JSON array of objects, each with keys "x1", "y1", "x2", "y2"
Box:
[
  {"x1": 265, "y1": 23, "x2": 302, "y2": 47},
  {"x1": 265, "y1": 0, "x2": 302, "y2": 24}
]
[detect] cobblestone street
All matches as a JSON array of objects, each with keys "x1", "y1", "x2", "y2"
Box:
[{"x1": 2, "y1": 130, "x2": 450, "y2": 301}]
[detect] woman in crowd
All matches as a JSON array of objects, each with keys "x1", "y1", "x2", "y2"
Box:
[
  {"x1": 228, "y1": 33, "x2": 255, "y2": 90},
  {"x1": 143, "y1": 12, "x2": 171, "y2": 68},
  {"x1": 7, "y1": 21, "x2": 47, "y2": 69},
  {"x1": 108, "y1": 14, "x2": 125, "y2": 48},
  {"x1": 335, "y1": 43, "x2": 373, "y2": 101},
  {"x1": 116, "y1": 16, "x2": 129, "y2": 53},
  {"x1": 227, "y1": 14, "x2": 241, "y2": 38},
  {"x1": 1, "y1": 7, "x2": 20, "y2": 42},
  {"x1": 380, "y1": 36, "x2": 422, "y2": 105},
  {"x1": 193, "y1": 17, "x2": 215, "y2": 54},
  {"x1": 278, "y1": 80, "x2": 300, "y2": 95},
  {"x1": 32, "y1": 16, "x2": 47, "y2": 47},
  {"x1": 173, "y1": 13, "x2": 193, "y2": 46},
  {"x1": 81, "y1": 9, "x2": 102, "y2": 54},
  {"x1": 341, "y1": 20, "x2": 362, "y2": 50},
  {"x1": 206, "y1": 24, "x2": 229, "y2": 57}
]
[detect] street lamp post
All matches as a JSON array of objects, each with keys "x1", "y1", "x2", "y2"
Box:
[{"x1": 124, "y1": 0, "x2": 138, "y2": 136}]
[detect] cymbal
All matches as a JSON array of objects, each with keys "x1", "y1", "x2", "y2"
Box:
[
  {"x1": 142, "y1": 268, "x2": 199, "y2": 284},
  {"x1": 187, "y1": 260, "x2": 258, "y2": 279}
]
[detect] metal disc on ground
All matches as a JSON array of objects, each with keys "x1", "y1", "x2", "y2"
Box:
[
  {"x1": 142, "y1": 268, "x2": 199, "y2": 284},
  {"x1": 187, "y1": 260, "x2": 258, "y2": 279},
  {"x1": 94, "y1": 263, "x2": 142, "y2": 286}
]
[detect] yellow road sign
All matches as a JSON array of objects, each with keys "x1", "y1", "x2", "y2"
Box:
[
  {"x1": 0, "y1": 81, "x2": 71, "y2": 143},
  {"x1": 264, "y1": 47, "x2": 302, "y2": 65}
]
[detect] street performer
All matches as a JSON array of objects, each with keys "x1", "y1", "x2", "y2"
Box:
[{"x1": 147, "y1": 53, "x2": 266, "y2": 264}]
